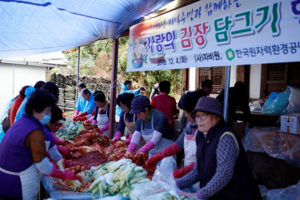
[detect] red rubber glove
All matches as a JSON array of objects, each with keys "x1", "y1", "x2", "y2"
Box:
[
  {"x1": 51, "y1": 132, "x2": 63, "y2": 145},
  {"x1": 46, "y1": 165, "x2": 80, "y2": 180},
  {"x1": 78, "y1": 111, "x2": 88, "y2": 117},
  {"x1": 99, "y1": 123, "x2": 109, "y2": 134},
  {"x1": 125, "y1": 134, "x2": 133, "y2": 145},
  {"x1": 56, "y1": 145, "x2": 71, "y2": 159},
  {"x1": 173, "y1": 162, "x2": 195, "y2": 178},
  {"x1": 112, "y1": 131, "x2": 122, "y2": 145},
  {"x1": 73, "y1": 116, "x2": 79, "y2": 122},
  {"x1": 78, "y1": 116, "x2": 87, "y2": 121},
  {"x1": 111, "y1": 138, "x2": 118, "y2": 145},
  {"x1": 145, "y1": 143, "x2": 180, "y2": 170},
  {"x1": 63, "y1": 158, "x2": 79, "y2": 168}
]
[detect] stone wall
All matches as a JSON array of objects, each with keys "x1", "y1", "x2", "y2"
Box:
[{"x1": 51, "y1": 73, "x2": 119, "y2": 112}]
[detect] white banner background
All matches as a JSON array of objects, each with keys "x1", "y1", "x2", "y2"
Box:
[{"x1": 126, "y1": 0, "x2": 300, "y2": 72}]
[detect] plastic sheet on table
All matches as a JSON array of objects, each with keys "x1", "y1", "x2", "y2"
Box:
[
  {"x1": 41, "y1": 175, "x2": 129, "y2": 200},
  {"x1": 259, "y1": 180, "x2": 300, "y2": 200},
  {"x1": 242, "y1": 127, "x2": 300, "y2": 168},
  {"x1": 130, "y1": 157, "x2": 201, "y2": 200}
]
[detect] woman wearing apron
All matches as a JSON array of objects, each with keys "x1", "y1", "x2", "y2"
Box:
[
  {"x1": 126, "y1": 95, "x2": 174, "y2": 163},
  {"x1": 44, "y1": 105, "x2": 77, "y2": 168},
  {"x1": 145, "y1": 91, "x2": 202, "y2": 178},
  {"x1": 89, "y1": 91, "x2": 110, "y2": 137},
  {"x1": 112, "y1": 93, "x2": 146, "y2": 149},
  {"x1": 112, "y1": 93, "x2": 137, "y2": 144},
  {"x1": 0, "y1": 89, "x2": 79, "y2": 200}
]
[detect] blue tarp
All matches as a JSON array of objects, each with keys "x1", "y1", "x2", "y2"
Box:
[{"x1": 0, "y1": 0, "x2": 172, "y2": 58}]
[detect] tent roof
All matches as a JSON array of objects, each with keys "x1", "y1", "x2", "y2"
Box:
[{"x1": 0, "y1": 0, "x2": 172, "y2": 59}]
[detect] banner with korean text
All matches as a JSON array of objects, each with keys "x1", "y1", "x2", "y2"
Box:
[{"x1": 126, "y1": 0, "x2": 300, "y2": 72}]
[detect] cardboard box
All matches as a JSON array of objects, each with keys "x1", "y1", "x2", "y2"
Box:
[{"x1": 280, "y1": 113, "x2": 300, "y2": 134}]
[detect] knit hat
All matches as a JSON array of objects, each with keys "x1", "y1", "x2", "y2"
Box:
[
  {"x1": 191, "y1": 96, "x2": 223, "y2": 118},
  {"x1": 130, "y1": 95, "x2": 150, "y2": 114}
]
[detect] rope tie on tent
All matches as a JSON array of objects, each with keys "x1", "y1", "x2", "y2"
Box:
[{"x1": 110, "y1": 79, "x2": 118, "y2": 89}]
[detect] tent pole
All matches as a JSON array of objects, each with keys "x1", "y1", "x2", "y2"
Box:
[
  {"x1": 109, "y1": 38, "x2": 118, "y2": 139},
  {"x1": 223, "y1": 66, "x2": 231, "y2": 122},
  {"x1": 76, "y1": 46, "x2": 80, "y2": 104}
]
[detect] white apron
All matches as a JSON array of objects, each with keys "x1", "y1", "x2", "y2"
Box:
[
  {"x1": 124, "y1": 114, "x2": 146, "y2": 150},
  {"x1": 141, "y1": 113, "x2": 174, "y2": 158},
  {"x1": 183, "y1": 123, "x2": 198, "y2": 167},
  {"x1": 124, "y1": 113, "x2": 136, "y2": 136},
  {"x1": 0, "y1": 164, "x2": 40, "y2": 200},
  {"x1": 97, "y1": 108, "x2": 109, "y2": 137}
]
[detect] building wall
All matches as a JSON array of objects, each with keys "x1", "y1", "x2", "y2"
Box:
[
  {"x1": 0, "y1": 63, "x2": 46, "y2": 115},
  {"x1": 0, "y1": 64, "x2": 14, "y2": 117},
  {"x1": 230, "y1": 65, "x2": 237, "y2": 87},
  {"x1": 188, "y1": 65, "x2": 262, "y2": 100},
  {"x1": 189, "y1": 67, "x2": 196, "y2": 91},
  {"x1": 249, "y1": 64, "x2": 261, "y2": 99}
]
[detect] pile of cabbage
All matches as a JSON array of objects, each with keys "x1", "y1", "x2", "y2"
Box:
[
  {"x1": 55, "y1": 118, "x2": 85, "y2": 140},
  {"x1": 82, "y1": 159, "x2": 150, "y2": 199}
]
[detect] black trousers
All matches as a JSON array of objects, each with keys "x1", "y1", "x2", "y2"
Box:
[{"x1": 0, "y1": 196, "x2": 22, "y2": 200}]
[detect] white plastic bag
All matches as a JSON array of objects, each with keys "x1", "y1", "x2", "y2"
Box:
[
  {"x1": 287, "y1": 87, "x2": 300, "y2": 113},
  {"x1": 249, "y1": 101, "x2": 262, "y2": 113},
  {"x1": 130, "y1": 157, "x2": 199, "y2": 200}
]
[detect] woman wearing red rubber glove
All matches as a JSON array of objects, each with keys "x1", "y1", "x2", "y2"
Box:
[
  {"x1": 125, "y1": 95, "x2": 174, "y2": 164},
  {"x1": 0, "y1": 89, "x2": 79, "y2": 200},
  {"x1": 112, "y1": 93, "x2": 139, "y2": 145},
  {"x1": 145, "y1": 91, "x2": 201, "y2": 178},
  {"x1": 44, "y1": 105, "x2": 75, "y2": 161}
]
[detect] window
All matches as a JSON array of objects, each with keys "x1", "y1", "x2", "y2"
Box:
[
  {"x1": 197, "y1": 67, "x2": 225, "y2": 94},
  {"x1": 260, "y1": 62, "x2": 300, "y2": 98}
]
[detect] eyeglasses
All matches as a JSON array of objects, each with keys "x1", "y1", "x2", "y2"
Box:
[{"x1": 192, "y1": 113, "x2": 209, "y2": 121}]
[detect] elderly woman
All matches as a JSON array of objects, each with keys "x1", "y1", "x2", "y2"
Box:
[
  {"x1": 176, "y1": 97, "x2": 261, "y2": 200},
  {"x1": 126, "y1": 95, "x2": 174, "y2": 159},
  {"x1": 0, "y1": 89, "x2": 79, "y2": 200},
  {"x1": 146, "y1": 91, "x2": 201, "y2": 178}
]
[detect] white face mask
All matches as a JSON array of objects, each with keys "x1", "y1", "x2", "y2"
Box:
[{"x1": 35, "y1": 112, "x2": 51, "y2": 125}]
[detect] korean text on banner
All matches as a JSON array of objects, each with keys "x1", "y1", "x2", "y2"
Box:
[{"x1": 126, "y1": 0, "x2": 300, "y2": 72}]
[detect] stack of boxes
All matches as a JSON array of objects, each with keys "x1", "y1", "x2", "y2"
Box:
[
  {"x1": 64, "y1": 87, "x2": 76, "y2": 112},
  {"x1": 57, "y1": 88, "x2": 65, "y2": 112}
]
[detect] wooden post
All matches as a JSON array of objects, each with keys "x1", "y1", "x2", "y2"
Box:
[
  {"x1": 108, "y1": 38, "x2": 118, "y2": 139},
  {"x1": 195, "y1": 68, "x2": 200, "y2": 90},
  {"x1": 236, "y1": 65, "x2": 245, "y2": 82},
  {"x1": 260, "y1": 64, "x2": 268, "y2": 98},
  {"x1": 181, "y1": 68, "x2": 189, "y2": 95},
  {"x1": 76, "y1": 47, "x2": 80, "y2": 104}
]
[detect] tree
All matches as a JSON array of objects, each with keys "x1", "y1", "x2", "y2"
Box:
[{"x1": 62, "y1": 37, "x2": 182, "y2": 98}]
